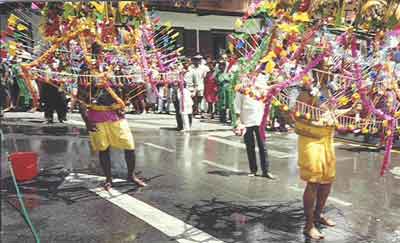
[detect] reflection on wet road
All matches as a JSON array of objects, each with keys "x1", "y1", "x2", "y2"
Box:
[{"x1": 2, "y1": 122, "x2": 400, "y2": 243}]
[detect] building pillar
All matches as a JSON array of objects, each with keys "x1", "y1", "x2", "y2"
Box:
[{"x1": 196, "y1": 29, "x2": 199, "y2": 53}]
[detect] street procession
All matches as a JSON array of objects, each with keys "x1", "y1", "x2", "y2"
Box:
[{"x1": 1, "y1": 1, "x2": 400, "y2": 242}]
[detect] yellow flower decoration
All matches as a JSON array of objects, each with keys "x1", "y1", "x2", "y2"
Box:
[
  {"x1": 90, "y1": 1, "x2": 105, "y2": 14},
  {"x1": 260, "y1": 1, "x2": 278, "y2": 11},
  {"x1": 118, "y1": 1, "x2": 130, "y2": 13},
  {"x1": 289, "y1": 43, "x2": 298, "y2": 53},
  {"x1": 234, "y1": 84, "x2": 241, "y2": 92},
  {"x1": 338, "y1": 97, "x2": 349, "y2": 106},
  {"x1": 8, "y1": 41, "x2": 17, "y2": 57},
  {"x1": 235, "y1": 19, "x2": 243, "y2": 30},
  {"x1": 351, "y1": 93, "x2": 360, "y2": 100},
  {"x1": 8, "y1": 14, "x2": 18, "y2": 27},
  {"x1": 261, "y1": 51, "x2": 276, "y2": 63},
  {"x1": 293, "y1": 12, "x2": 310, "y2": 22},
  {"x1": 302, "y1": 75, "x2": 311, "y2": 82},
  {"x1": 17, "y1": 24, "x2": 28, "y2": 31},
  {"x1": 265, "y1": 61, "x2": 276, "y2": 74},
  {"x1": 272, "y1": 99, "x2": 281, "y2": 106},
  {"x1": 278, "y1": 23, "x2": 300, "y2": 33}
]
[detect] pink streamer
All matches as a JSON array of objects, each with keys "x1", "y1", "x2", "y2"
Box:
[
  {"x1": 351, "y1": 34, "x2": 395, "y2": 175},
  {"x1": 381, "y1": 121, "x2": 395, "y2": 176},
  {"x1": 31, "y1": 2, "x2": 39, "y2": 10},
  {"x1": 138, "y1": 32, "x2": 159, "y2": 98},
  {"x1": 259, "y1": 50, "x2": 329, "y2": 140},
  {"x1": 386, "y1": 26, "x2": 400, "y2": 37}
]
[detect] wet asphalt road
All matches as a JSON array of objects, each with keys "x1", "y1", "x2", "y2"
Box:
[{"x1": 1, "y1": 112, "x2": 400, "y2": 243}]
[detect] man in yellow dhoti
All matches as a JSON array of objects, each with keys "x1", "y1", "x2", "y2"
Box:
[
  {"x1": 78, "y1": 75, "x2": 147, "y2": 190},
  {"x1": 295, "y1": 72, "x2": 338, "y2": 240},
  {"x1": 296, "y1": 119, "x2": 336, "y2": 239}
]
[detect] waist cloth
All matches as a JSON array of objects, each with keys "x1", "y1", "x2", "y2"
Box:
[
  {"x1": 87, "y1": 109, "x2": 135, "y2": 152},
  {"x1": 295, "y1": 120, "x2": 336, "y2": 184}
]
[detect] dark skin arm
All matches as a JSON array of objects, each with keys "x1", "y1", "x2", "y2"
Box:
[{"x1": 79, "y1": 102, "x2": 97, "y2": 132}]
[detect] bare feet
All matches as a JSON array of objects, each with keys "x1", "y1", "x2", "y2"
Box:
[
  {"x1": 131, "y1": 176, "x2": 147, "y2": 187},
  {"x1": 3, "y1": 106, "x2": 13, "y2": 112},
  {"x1": 303, "y1": 227, "x2": 324, "y2": 240},
  {"x1": 316, "y1": 216, "x2": 336, "y2": 227},
  {"x1": 102, "y1": 181, "x2": 112, "y2": 191}
]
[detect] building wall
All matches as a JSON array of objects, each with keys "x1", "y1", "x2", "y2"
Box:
[
  {"x1": 0, "y1": 14, "x2": 7, "y2": 32},
  {"x1": 154, "y1": 10, "x2": 260, "y2": 59},
  {"x1": 154, "y1": 11, "x2": 259, "y2": 32}
]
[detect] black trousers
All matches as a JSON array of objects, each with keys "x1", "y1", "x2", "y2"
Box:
[
  {"x1": 193, "y1": 95, "x2": 203, "y2": 115},
  {"x1": 173, "y1": 100, "x2": 183, "y2": 130},
  {"x1": 0, "y1": 85, "x2": 7, "y2": 110},
  {"x1": 244, "y1": 126, "x2": 270, "y2": 174},
  {"x1": 42, "y1": 84, "x2": 67, "y2": 121}
]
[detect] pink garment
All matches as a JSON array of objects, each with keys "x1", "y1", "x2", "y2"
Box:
[
  {"x1": 87, "y1": 110, "x2": 122, "y2": 124},
  {"x1": 204, "y1": 72, "x2": 218, "y2": 103}
]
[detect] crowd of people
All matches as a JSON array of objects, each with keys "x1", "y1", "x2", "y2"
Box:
[{"x1": 0, "y1": 52, "x2": 290, "y2": 131}]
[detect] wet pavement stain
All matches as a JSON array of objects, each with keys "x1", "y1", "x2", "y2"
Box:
[
  {"x1": 2, "y1": 167, "x2": 161, "y2": 206},
  {"x1": 2, "y1": 125, "x2": 89, "y2": 137},
  {"x1": 175, "y1": 199, "x2": 376, "y2": 243}
]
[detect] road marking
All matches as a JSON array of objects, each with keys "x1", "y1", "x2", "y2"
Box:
[
  {"x1": 288, "y1": 186, "x2": 352, "y2": 207},
  {"x1": 62, "y1": 173, "x2": 224, "y2": 243},
  {"x1": 144, "y1": 143, "x2": 175, "y2": 153},
  {"x1": 65, "y1": 120, "x2": 86, "y2": 126},
  {"x1": 201, "y1": 135, "x2": 293, "y2": 159},
  {"x1": 205, "y1": 131, "x2": 235, "y2": 138},
  {"x1": 202, "y1": 160, "x2": 241, "y2": 173}
]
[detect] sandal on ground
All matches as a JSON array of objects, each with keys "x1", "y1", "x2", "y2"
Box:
[{"x1": 303, "y1": 227, "x2": 324, "y2": 240}]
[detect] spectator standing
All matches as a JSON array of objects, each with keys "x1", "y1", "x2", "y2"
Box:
[
  {"x1": 184, "y1": 54, "x2": 209, "y2": 117},
  {"x1": 42, "y1": 60, "x2": 68, "y2": 123},
  {"x1": 171, "y1": 82, "x2": 183, "y2": 131},
  {"x1": 216, "y1": 60, "x2": 231, "y2": 123},
  {"x1": 0, "y1": 59, "x2": 12, "y2": 116},
  {"x1": 146, "y1": 82, "x2": 157, "y2": 113},
  {"x1": 204, "y1": 60, "x2": 218, "y2": 119},
  {"x1": 178, "y1": 83, "x2": 193, "y2": 132},
  {"x1": 234, "y1": 78, "x2": 277, "y2": 179}
]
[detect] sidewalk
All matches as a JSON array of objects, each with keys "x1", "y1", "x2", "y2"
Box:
[{"x1": 1, "y1": 112, "x2": 233, "y2": 133}]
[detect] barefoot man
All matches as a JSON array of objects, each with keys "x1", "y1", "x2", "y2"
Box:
[
  {"x1": 78, "y1": 72, "x2": 147, "y2": 189},
  {"x1": 295, "y1": 68, "x2": 338, "y2": 239}
]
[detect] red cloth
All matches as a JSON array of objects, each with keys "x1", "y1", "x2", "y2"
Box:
[{"x1": 204, "y1": 71, "x2": 218, "y2": 104}]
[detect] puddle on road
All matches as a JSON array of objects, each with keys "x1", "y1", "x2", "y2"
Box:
[{"x1": 176, "y1": 199, "x2": 381, "y2": 243}]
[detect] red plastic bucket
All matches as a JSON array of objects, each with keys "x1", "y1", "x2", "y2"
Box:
[{"x1": 9, "y1": 152, "x2": 39, "y2": 182}]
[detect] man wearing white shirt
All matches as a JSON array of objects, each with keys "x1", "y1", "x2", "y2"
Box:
[
  {"x1": 184, "y1": 55, "x2": 209, "y2": 116},
  {"x1": 234, "y1": 78, "x2": 276, "y2": 179}
]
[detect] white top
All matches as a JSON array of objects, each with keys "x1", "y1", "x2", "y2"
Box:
[
  {"x1": 234, "y1": 93, "x2": 265, "y2": 127},
  {"x1": 146, "y1": 83, "x2": 157, "y2": 104},
  {"x1": 184, "y1": 64, "x2": 209, "y2": 93},
  {"x1": 178, "y1": 88, "x2": 193, "y2": 115}
]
